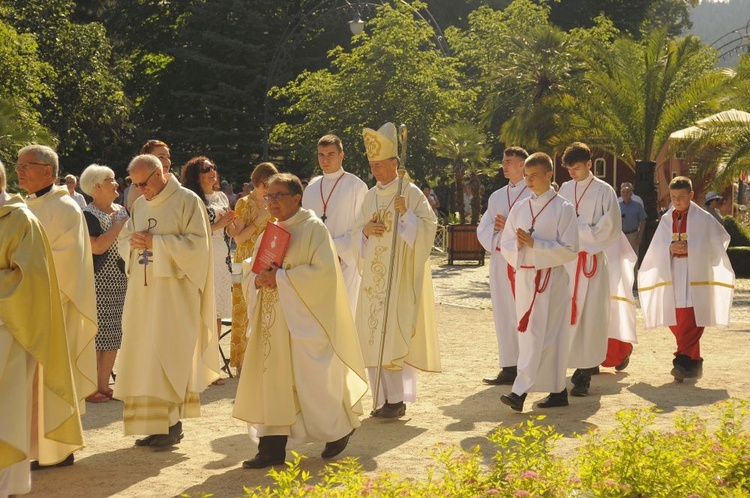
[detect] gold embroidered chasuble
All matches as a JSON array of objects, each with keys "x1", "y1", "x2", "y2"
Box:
[
  {"x1": 0, "y1": 195, "x2": 83, "y2": 468},
  {"x1": 116, "y1": 177, "x2": 221, "y2": 435},
  {"x1": 353, "y1": 180, "x2": 441, "y2": 373},
  {"x1": 25, "y1": 185, "x2": 97, "y2": 412},
  {"x1": 233, "y1": 208, "x2": 367, "y2": 443}
]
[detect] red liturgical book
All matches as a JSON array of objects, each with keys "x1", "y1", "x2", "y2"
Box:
[{"x1": 251, "y1": 222, "x2": 291, "y2": 274}]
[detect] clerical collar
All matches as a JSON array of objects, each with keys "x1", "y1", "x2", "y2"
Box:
[
  {"x1": 28, "y1": 183, "x2": 54, "y2": 199},
  {"x1": 509, "y1": 179, "x2": 525, "y2": 188},
  {"x1": 322, "y1": 168, "x2": 345, "y2": 180},
  {"x1": 377, "y1": 177, "x2": 397, "y2": 190},
  {"x1": 277, "y1": 208, "x2": 303, "y2": 229},
  {"x1": 529, "y1": 187, "x2": 555, "y2": 200}
]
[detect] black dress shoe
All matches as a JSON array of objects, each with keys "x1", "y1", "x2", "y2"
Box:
[
  {"x1": 31, "y1": 453, "x2": 74, "y2": 471},
  {"x1": 135, "y1": 434, "x2": 158, "y2": 447},
  {"x1": 150, "y1": 421, "x2": 183, "y2": 447},
  {"x1": 671, "y1": 365, "x2": 687, "y2": 383},
  {"x1": 483, "y1": 367, "x2": 517, "y2": 385},
  {"x1": 537, "y1": 389, "x2": 569, "y2": 408},
  {"x1": 375, "y1": 401, "x2": 406, "y2": 419},
  {"x1": 242, "y1": 454, "x2": 286, "y2": 469},
  {"x1": 615, "y1": 344, "x2": 633, "y2": 371},
  {"x1": 500, "y1": 392, "x2": 526, "y2": 412},
  {"x1": 571, "y1": 374, "x2": 590, "y2": 397},
  {"x1": 322, "y1": 429, "x2": 355, "y2": 459}
]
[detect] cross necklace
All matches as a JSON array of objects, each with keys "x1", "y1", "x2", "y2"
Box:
[
  {"x1": 319, "y1": 172, "x2": 346, "y2": 223},
  {"x1": 528, "y1": 193, "x2": 558, "y2": 234}
]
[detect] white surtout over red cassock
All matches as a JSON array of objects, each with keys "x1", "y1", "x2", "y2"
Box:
[
  {"x1": 477, "y1": 180, "x2": 532, "y2": 369},
  {"x1": 500, "y1": 188, "x2": 579, "y2": 394},
  {"x1": 353, "y1": 179, "x2": 441, "y2": 406},
  {"x1": 25, "y1": 185, "x2": 97, "y2": 415},
  {"x1": 116, "y1": 177, "x2": 221, "y2": 435},
  {"x1": 233, "y1": 208, "x2": 368, "y2": 445},
  {"x1": 302, "y1": 169, "x2": 368, "y2": 315},
  {"x1": 0, "y1": 195, "x2": 83, "y2": 494},
  {"x1": 638, "y1": 201, "x2": 734, "y2": 329},
  {"x1": 558, "y1": 174, "x2": 621, "y2": 368}
]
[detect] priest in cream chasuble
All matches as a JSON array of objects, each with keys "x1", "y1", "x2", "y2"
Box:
[
  {"x1": 116, "y1": 155, "x2": 220, "y2": 439},
  {"x1": 0, "y1": 169, "x2": 82, "y2": 494},
  {"x1": 234, "y1": 173, "x2": 367, "y2": 463},
  {"x1": 18, "y1": 145, "x2": 98, "y2": 415}
]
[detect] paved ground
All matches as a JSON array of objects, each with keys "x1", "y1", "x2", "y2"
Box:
[{"x1": 27, "y1": 254, "x2": 750, "y2": 497}]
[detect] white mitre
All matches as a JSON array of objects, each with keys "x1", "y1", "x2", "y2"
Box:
[{"x1": 363, "y1": 122, "x2": 398, "y2": 161}]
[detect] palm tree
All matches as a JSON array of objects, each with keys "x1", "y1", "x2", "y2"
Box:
[
  {"x1": 566, "y1": 28, "x2": 730, "y2": 169},
  {"x1": 431, "y1": 121, "x2": 490, "y2": 224},
  {"x1": 685, "y1": 54, "x2": 750, "y2": 197},
  {"x1": 483, "y1": 24, "x2": 585, "y2": 153}
]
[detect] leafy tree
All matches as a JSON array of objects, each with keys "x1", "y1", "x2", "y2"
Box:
[
  {"x1": 1, "y1": 0, "x2": 129, "y2": 173},
  {"x1": 0, "y1": 19, "x2": 55, "y2": 164},
  {"x1": 547, "y1": 0, "x2": 697, "y2": 37},
  {"x1": 271, "y1": 1, "x2": 474, "y2": 183},
  {"x1": 143, "y1": 0, "x2": 278, "y2": 180},
  {"x1": 431, "y1": 121, "x2": 490, "y2": 224}
]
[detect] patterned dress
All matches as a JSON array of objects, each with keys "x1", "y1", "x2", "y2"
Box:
[
  {"x1": 205, "y1": 191, "x2": 233, "y2": 319},
  {"x1": 83, "y1": 203, "x2": 128, "y2": 351},
  {"x1": 230, "y1": 192, "x2": 273, "y2": 369}
]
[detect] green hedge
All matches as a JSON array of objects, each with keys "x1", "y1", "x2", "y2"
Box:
[
  {"x1": 728, "y1": 246, "x2": 750, "y2": 277},
  {"x1": 724, "y1": 217, "x2": 750, "y2": 247}
]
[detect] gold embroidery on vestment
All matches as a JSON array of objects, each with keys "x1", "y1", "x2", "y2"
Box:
[{"x1": 260, "y1": 288, "x2": 279, "y2": 370}]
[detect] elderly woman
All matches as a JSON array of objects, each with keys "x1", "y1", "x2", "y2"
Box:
[
  {"x1": 225, "y1": 162, "x2": 277, "y2": 376},
  {"x1": 80, "y1": 164, "x2": 129, "y2": 402},
  {"x1": 182, "y1": 157, "x2": 235, "y2": 383}
]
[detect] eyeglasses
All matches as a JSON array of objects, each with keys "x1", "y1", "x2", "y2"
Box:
[
  {"x1": 14, "y1": 162, "x2": 50, "y2": 172},
  {"x1": 133, "y1": 169, "x2": 158, "y2": 188},
  {"x1": 264, "y1": 192, "x2": 293, "y2": 201},
  {"x1": 200, "y1": 164, "x2": 217, "y2": 173}
]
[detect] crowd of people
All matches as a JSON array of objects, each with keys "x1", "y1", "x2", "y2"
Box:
[{"x1": 0, "y1": 131, "x2": 737, "y2": 496}]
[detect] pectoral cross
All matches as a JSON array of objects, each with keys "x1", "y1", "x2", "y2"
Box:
[
  {"x1": 321, "y1": 214, "x2": 327, "y2": 223},
  {"x1": 138, "y1": 218, "x2": 158, "y2": 286},
  {"x1": 528, "y1": 226, "x2": 535, "y2": 235}
]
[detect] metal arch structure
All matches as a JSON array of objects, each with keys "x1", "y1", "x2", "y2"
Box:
[
  {"x1": 262, "y1": 0, "x2": 448, "y2": 160},
  {"x1": 709, "y1": 18, "x2": 750, "y2": 65}
]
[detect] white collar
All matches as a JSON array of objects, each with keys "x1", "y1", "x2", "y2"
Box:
[{"x1": 322, "y1": 168, "x2": 345, "y2": 180}]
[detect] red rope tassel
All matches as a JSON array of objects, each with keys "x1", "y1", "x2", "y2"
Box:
[
  {"x1": 518, "y1": 269, "x2": 551, "y2": 332},
  {"x1": 507, "y1": 263, "x2": 516, "y2": 299},
  {"x1": 571, "y1": 252, "x2": 597, "y2": 325}
]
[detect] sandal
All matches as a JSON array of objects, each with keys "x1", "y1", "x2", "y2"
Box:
[{"x1": 86, "y1": 392, "x2": 110, "y2": 403}]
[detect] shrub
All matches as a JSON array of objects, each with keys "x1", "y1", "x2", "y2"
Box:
[
  {"x1": 728, "y1": 247, "x2": 750, "y2": 278},
  {"x1": 724, "y1": 217, "x2": 750, "y2": 247},
  {"x1": 241, "y1": 400, "x2": 750, "y2": 497}
]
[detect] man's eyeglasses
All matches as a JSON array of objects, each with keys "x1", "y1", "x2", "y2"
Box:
[
  {"x1": 264, "y1": 192, "x2": 293, "y2": 201},
  {"x1": 200, "y1": 164, "x2": 217, "y2": 173},
  {"x1": 133, "y1": 169, "x2": 158, "y2": 188},
  {"x1": 14, "y1": 162, "x2": 50, "y2": 172}
]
